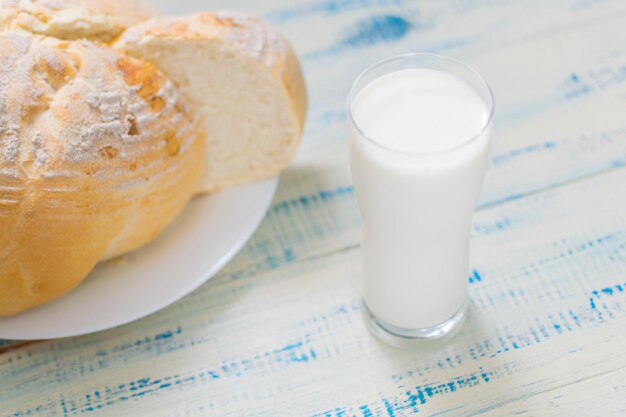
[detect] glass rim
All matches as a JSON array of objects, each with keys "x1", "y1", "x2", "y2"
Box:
[{"x1": 347, "y1": 52, "x2": 495, "y2": 156}]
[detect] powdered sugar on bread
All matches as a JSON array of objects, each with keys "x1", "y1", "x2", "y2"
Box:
[
  {"x1": 0, "y1": 30, "x2": 205, "y2": 315},
  {"x1": 0, "y1": 0, "x2": 158, "y2": 42},
  {"x1": 214, "y1": 11, "x2": 286, "y2": 69}
]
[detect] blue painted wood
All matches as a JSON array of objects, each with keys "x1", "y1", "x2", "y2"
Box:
[{"x1": 2, "y1": 0, "x2": 626, "y2": 415}]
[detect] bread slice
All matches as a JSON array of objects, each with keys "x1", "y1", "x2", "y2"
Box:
[
  {"x1": 0, "y1": 0, "x2": 158, "y2": 42},
  {"x1": 114, "y1": 12, "x2": 307, "y2": 193}
]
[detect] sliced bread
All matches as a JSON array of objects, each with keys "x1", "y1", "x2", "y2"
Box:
[{"x1": 114, "y1": 12, "x2": 307, "y2": 193}]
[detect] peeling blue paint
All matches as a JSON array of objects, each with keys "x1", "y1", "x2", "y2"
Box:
[{"x1": 341, "y1": 15, "x2": 412, "y2": 48}]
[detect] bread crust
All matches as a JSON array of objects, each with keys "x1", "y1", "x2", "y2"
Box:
[
  {"x1": 0, "y1": 31, "x2": 204, "y2": 315},
  {"x1": 0, "y1": 0, "x2": 158, "y2": 42}
]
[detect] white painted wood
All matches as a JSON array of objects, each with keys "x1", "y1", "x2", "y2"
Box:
[{"x1": 2, "y1": 0, "x2": 626, "y2": 415}]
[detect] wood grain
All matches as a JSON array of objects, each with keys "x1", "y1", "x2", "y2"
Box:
[{"x1": 2, "y1": 0, "x2": 626, "y2": 415}]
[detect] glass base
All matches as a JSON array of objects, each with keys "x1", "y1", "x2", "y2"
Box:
[{"x1": 364, "y1": 301, "x2": 468, "y2": 347}]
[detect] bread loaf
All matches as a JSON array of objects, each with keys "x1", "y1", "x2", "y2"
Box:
[
  {"x1": 0, "y1": 0, "x2": 157, "y2": 42},
  {"x1": 114, "y1": 12, "x2": 307, "y2": 193},
  {"x1": 0, "y1": 30, "x2": 205, "y2": 315}
]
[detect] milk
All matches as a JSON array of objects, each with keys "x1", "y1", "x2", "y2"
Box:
[{"x1": 349, "y1": 67, "x2": 492, "y2": 332}]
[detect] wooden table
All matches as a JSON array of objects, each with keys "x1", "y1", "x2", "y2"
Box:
[{"x1": 3, "y1": 0, "x2": 626, "y2": 415}]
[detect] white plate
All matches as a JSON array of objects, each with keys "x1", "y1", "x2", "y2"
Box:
[{"x1": 0, "y1": 176, "x2": 278, "y2": 340}]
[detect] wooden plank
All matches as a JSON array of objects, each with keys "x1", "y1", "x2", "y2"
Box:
[
  {"x1": 477, "y1": 363, "x2": 626, "y2": 416},
  {"x1": 2, "y1": 161, "x2": 626, "y2": 414}
]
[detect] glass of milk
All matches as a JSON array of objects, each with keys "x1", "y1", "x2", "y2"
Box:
[{"x1": 348, "y1": 53, "x2": 494, "y2": 345}]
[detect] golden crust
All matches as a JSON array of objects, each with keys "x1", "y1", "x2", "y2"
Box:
[
  {"x1": 0, "y1": 0, "x2": 158, "y2": 42},
  {"x1": 0, "y1": 31, "x2": 204, "y2": 315}
]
